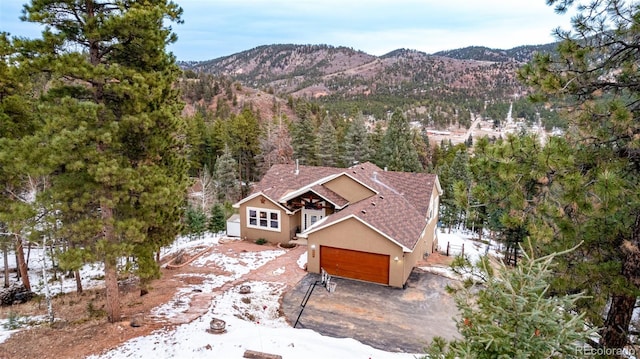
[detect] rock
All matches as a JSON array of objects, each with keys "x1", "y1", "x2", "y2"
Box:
[
  {"x1": 130, "y1": 315, "x2": 144, "y2": 327},
  {"x1": 51, "y1": 320, "x2": 67, "y2": 329},
  {"x1": 0, "y1": 283, "x2": 34, "y2": 306}
]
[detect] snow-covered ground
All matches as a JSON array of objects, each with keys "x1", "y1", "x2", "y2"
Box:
[
  {"x1": 0, "y1": 232, "x2": 423, "y2": 358},
  {"x1": 89, "y1": 279, "x2": 417, "y2": 359},
  {"x1": 88, "y1": 232, "x2": 421, "y2": 359},
  {"x1": 0, "y1": 229, "x2": 517, "y2": 358},
  {"x1": 436, "y1": 229, "x2": 500, "y2": 264},
  {"x1": 413, "y1": 229, "x2": 498, "y2": 283}
]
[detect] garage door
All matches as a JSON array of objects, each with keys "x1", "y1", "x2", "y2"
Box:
[{"x1": 320, "y1": 246, "x2": 390, "y2": 285}]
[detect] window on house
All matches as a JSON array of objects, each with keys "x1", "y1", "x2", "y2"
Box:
[{"x1": 247, "y1": 207, "x2": 281, "y2": 232}]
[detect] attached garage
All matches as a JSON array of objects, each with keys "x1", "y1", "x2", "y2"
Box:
[{"x1": 320, "y1": 246, "x2": 390, "y2": 285}]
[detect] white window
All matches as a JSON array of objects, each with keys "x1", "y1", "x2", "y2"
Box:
[{"x1": 247, "y1": 207, "x2": 281, "y2": 232}]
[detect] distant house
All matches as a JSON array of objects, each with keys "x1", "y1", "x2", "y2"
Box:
[{"x1": 232, "y1": 162, "x2": 442, "y2": 288}]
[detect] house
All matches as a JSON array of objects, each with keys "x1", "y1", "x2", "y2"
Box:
[{"x1": 232, "y1": 161, "x2": 442, "y2": 288}]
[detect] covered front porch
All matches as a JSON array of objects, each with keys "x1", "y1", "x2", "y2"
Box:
[{"x1": 283, "y1": 190, "x2": 341, "y2": 241}]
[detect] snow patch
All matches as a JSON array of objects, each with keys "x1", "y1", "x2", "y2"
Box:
[{"x1": 297, "y1": 251, "x2": 307, "y2": 269}]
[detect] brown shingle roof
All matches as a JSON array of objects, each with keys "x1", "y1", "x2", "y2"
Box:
[
  {"x1": 320, "y1": 162, "x2": 438, "y2": 250},
  {"x1": 250, "y1": 164, "x2": 344, "y2": 201},
  {"x1": 311, "y1": 184, "x2": 350, "y2": 208},
  {"x1": 246, "y1": 162, "x2": 438, "y2": 251}
]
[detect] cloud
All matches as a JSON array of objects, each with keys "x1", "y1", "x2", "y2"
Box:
[
  {"x1": 171, "y1": 0, "x2": 571, "y2": 60},
  {"x1": 2, "y1": 0, "x2": 573, "y2": 61}
]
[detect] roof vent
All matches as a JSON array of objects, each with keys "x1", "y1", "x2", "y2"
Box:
[
  {"x1": 379, "y1": 195, "x2": 384, "y2": 199},
  {"x1": 371, "y1": 202, "x2": 376, "y2": 206},
  {"x1": 361, "y1": 209, "x2": 367, "y2": 214}
]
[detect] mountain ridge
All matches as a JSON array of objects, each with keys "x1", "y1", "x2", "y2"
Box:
[
  {"x1": 179, "y1": 42, "x2": 557, "y2": 65},
  {"x1": 178, "y1": 41, "x2": 559, "y2": 128}
]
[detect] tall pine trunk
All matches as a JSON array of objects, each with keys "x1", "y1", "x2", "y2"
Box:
[
  {"x1": 600, "y1": 294, "x2": 635, "y2": 350},
  {"x1": 3, "y1": 242, "x2": 8, "y2": 288},
  {"x1": 74, "y1": 269, "x2": 83, "y2": 294},
  {"x1": 15, "y1": 234, "x2": 30, "y2": 291},
  {"x1": 602, "y1": 213, "x2": 640, "y2": 349},
  {"x1": 104, "y1": 255, "x2": 119, "y2": 322},
  {"x1": 101, "y1": 202, "x2": 120, "y2": 323}
]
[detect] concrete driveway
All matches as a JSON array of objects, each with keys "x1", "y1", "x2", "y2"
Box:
[{"x1": 281, "y1": 269, "x2": 460, "y2": 353}]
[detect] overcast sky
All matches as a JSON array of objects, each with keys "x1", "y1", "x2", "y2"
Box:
[{"x1": 0, "y1": 1, "x2": 574, "y2": 61}]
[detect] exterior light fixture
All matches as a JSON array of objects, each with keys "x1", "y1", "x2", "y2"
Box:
[
  {"x1": 394, "y1": 256, "x2": 399, "y2": 262},
  {"x1": 310, "y1": 244, "x2": 316, "y2": 258}
]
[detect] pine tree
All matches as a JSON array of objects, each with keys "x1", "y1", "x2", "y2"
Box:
[
  {"x1": 227, "y1": 108, "x2": 260, "y2": 194},
  {"x1": 184, "y1": 113, "x2": 208, "y2": 176},
  {"x1": 367, "y1": 121, "x2": 385, "y2": 161},
  {"x1": 214, "y1": 144, "x2": 240, "y2": 203},
  {"x1": 438, "y1": 149, "x2": 472, "y2": 231},
  {"x1": 519, "y1": 0, "x2": 640, "y2": 349},
  {"x1": 19, "y1": 0, "x2": 189, "y2": 322},
  {"x1": 424, "y1": 246, "x2": 594, "y2": 359},
  {"x1": 290, "y1": 116, "x2": 317, "y2": 165},
  {"x1": 468, "y1": 134, "x2": 566, "y2": 264},
  {"x1": 184, "y1": 206, "x2": 207, "y2": 240},
  {"x1": 376, "y1": 110, "x2": 422, "y2": 172},
  {"x1": 209, "y1": 203, "x2": 226, "y2": 234},
  {"x1": 0, "y1": 33, "x2": 41, "y2": 292},
  {"x1": 343, "y1": 114, "x2": 371, "y2": 166},
  {"x1": 315, "y1": 116, "x2": 338, "y2": 167},
  {"x1": 413, "y1": 130, "x2": 431, "y2": 171},
  {"x1": 468, "y1": 131, "x2": 639, "y2": 350}
]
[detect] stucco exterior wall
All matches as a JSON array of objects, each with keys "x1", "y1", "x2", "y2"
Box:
[
  {"x1": 426, "y1": 183, "x2": 441, "y2": 253},
  {"x1": 289, "y1": 210, "x2": 301, "y2": 239},
  {"x1": 306, "y1": 218, "x2": 407, "y2": 288},
  {"x1": 323, "y1": 175, "x2": 376, "y2": 204},
  {"x1": 239, "y1": 195, "x2": 294, "y2": 244}
]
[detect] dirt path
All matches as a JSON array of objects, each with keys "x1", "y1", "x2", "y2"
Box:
[{"x1": 0, "y1": 240, "x2": 308, "y2": 359}]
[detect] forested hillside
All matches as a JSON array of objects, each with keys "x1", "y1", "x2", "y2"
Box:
[
  {"x1": 179, "y1": 43, "x2": 558, "y2": 129},
  {"x1": 432, "y1": 43, "x2": 558, "y2": 62}
]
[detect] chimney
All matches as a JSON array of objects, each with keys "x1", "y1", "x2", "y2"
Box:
[{"x1": 295, "y1": 159, "x2": 299, "y2": 175}]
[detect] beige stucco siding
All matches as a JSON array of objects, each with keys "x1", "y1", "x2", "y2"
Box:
[
  {"x1": 426, "y1": 183, "x2": 440, "y2": 253},
  {"x1": 306, "y1": 217, "x2": 407, "y2": 287},
  {"x1": 289, "y1": 210, "x2": 301, "y2": 239},
  {"x1": 323, "y1": 175, "x2": 376, "y2": 204},
  {"x1": 239, "y1": 195, "x2": 294, "y2": 244},
  {"x1": 400, "y1": 218, "x2": 437, "y2": 284}
]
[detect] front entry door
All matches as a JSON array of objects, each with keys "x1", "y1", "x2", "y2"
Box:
[{"x1": 302, "y1": 208, "x2": 324, "y2": 230}]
